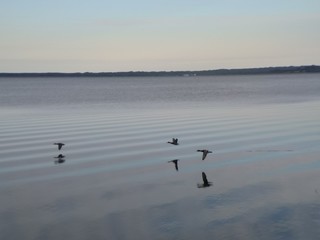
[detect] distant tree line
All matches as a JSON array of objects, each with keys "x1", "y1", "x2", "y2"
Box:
[{"x1": 0, "y1": 65, "x2": 319, "y2": 78}]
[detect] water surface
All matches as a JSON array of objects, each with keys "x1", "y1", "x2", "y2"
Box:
[{"x1": 1, "y1": 74, "x2": 320, "y2": 240}]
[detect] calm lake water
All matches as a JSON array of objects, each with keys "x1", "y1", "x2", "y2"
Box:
[{"x1": 1, "y1": 74, "x2": 320, "y2": 240}]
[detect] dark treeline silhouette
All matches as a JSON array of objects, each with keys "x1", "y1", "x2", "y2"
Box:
[{"x1": 1, "y1": 65, "x2": 319, "y2": 78}]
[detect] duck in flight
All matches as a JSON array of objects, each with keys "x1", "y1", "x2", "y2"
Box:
[
  {"x1": 167, "y1": 138, "x2": 179, "y2": 145},
  {"x1": 54, "y1": 154, "x2": 65, "y2": 159},
  {"x1": 197, "y1": 149, "x2": 212, "y2": 160},
  {"x1": 168, "y1": 159, "x2": 179, "y2": 171},
  {"x1": 197, "y1": 172, "x2": 212, "y2": 188},
  {"x1": 54, "y1": 142, "x2": 65, "y2": 150}
]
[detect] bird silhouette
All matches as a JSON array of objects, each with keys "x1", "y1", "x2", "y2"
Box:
[
  {"x1": 168, "y1": 159, "x2": 179, "y2": 171},
  {"x1": 197, "y1": 172, "x2": 212, "y2": 188},
  {"x1": 167, "y1": 138, "x2": 179, "y2": 145},
  {"x1": 54, "y1": 154, "x2": 65, "y2": 159},
  {"x1": 54, "y1": 142, "x2": 65, "y2": 150},
  {"x1": 197, "y1": 149, "x2": 212, "y2": 160}
]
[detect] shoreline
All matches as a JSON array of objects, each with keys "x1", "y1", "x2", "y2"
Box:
[{"x1": 0, "y1": 65, "x2": 319, "y2": 78}]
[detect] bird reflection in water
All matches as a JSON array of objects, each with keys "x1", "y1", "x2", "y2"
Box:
[
  {"x1": 197, "y1": 172, "x2": 212, "y2": 188},
  {"x1": 168, "y1": 159, "x2": 179, "y2": 171},
  {"x1": 54, "y1": 154, "x2": 66, "y2": 164}
]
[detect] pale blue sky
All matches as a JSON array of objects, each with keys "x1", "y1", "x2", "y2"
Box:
[{"x1": 1, "y1": 0, "x2": 319, "y2": 72}]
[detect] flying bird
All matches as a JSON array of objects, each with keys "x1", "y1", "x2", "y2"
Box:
[
  {"x1": 197, "y1": 172, "x2": 212, "y2": 188},
  {"x1": 54, "y1": 154, "x2": 65, "y2": 159},
  {"x1": 167, "y1": 138, "x2": 179, "y2": 145},
  {"x1": 54, "y1": 142, "x2": 65, "y2": 150},
  {"x1": 168, "y1": 159, "x2": 179, "y2": 171},
  {"x1": 197, "y1": 149, "x2": 212, "y2": 160}
]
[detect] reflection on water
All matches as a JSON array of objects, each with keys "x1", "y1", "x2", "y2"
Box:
[
  {"x1": 54, "y1": 158, "x2": 66, "y2": 164},
  {"x1": 54, "y1": 154, "x2": 66, "y2": 165},
  {"x1": 1, "y1": 74, "x2": 320, "y2": 239}
]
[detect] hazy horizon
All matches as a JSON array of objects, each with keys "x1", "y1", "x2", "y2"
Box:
[
  {"x1": 1, "y1": 0, "x2": 320, "y2": 73},
  {"x1": 0, "y1": 64, "x2": 319, "y2": 74}
]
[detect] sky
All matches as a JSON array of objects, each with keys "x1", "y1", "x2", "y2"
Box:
[{"x1": 1, "y1": 0, "x2": 320, "y2": 72}]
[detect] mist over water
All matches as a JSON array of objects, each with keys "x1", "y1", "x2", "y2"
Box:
[{"x1": 1, "y1": 74, "x2": 320, "y2": 240}]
